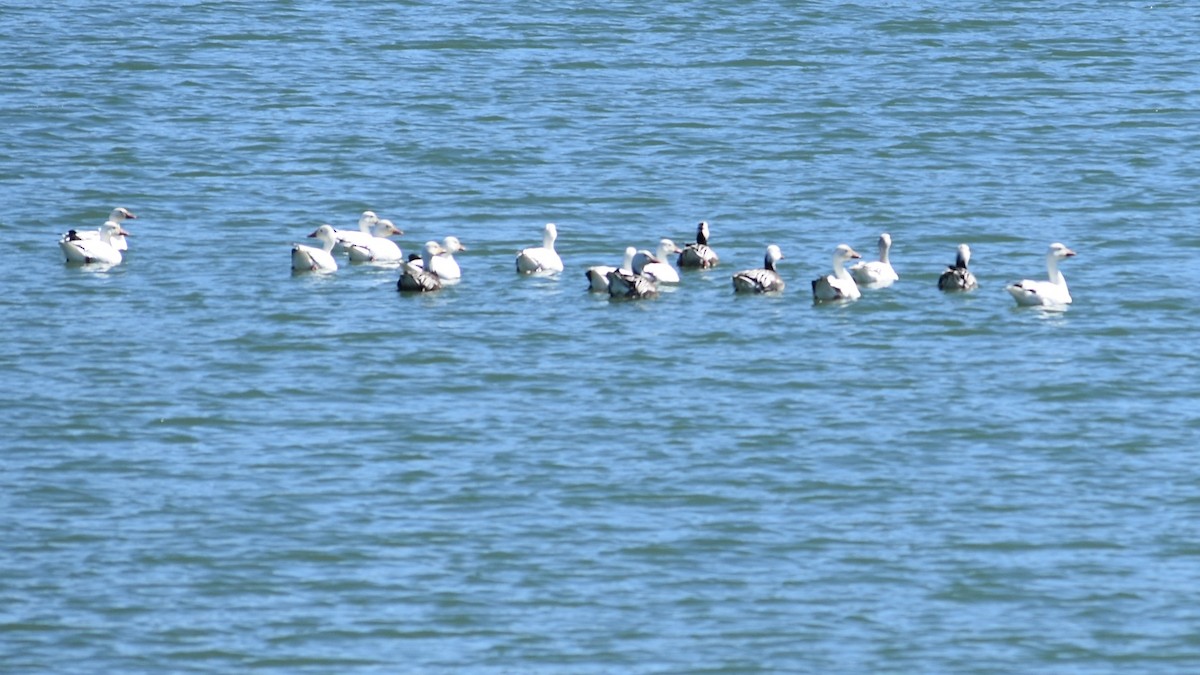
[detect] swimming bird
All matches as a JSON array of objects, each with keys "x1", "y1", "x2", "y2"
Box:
[
  {"x1": 937, "y1": 243, "x2": 979, "y2": 292},
  {"x1": 678, "y1": 220, "x2": 720, "y2": 269},
  {"x1": 607, "y1": 246, "x2": 658, "y2": 299},
  {"x1": 732, "y1": 244, "x2": 785, "y2": 293},
  {"x1": 811, "y1": 244, "x2": 862, "y2": 302},
  {"x1": 398, "y1": 240, "x2": 447, "y2": 292},
  {"x1": 635, "y1": 239, "x2": 683, "y2": 284},
  {"x1": 344, "y1": 219, "x2": 405, "y2": 264},
  {"x1": 331, "y1": 211, "x2": 381, "y2": 255},
  {"x1": 291, "y1": 224, "x2": 339, "y2": 273},
  {"x1": 59, "y1": 221, "x2": 130, "y2": 266},
  {"x1": 849, "y1": 232, "x2": 899, "y2": 288},
  {"x1": 515, "y1": 223, "x2": 563, "y2": 274},
  {"x1": 61, "y1": 207, "x2": 137, "y2": 252},
  {"x1": 1005, "y1": 242, "x2": 1076, "y2": 307},
  {"x1": 406, "y1": 236, "x2": 467, "y2": 283},
  {"x1": 428, "y1": 236, "x2": 467, "y2": 281}
]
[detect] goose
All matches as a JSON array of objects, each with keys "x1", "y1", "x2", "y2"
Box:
[
  {"x1": 678, "y1": 220, "x2": 720, "y2": 269},
  {"x1": 398, "y1": 240, "x2": 447, "y2": 292},
  {"x1": 405, "y1": 236, "x2": 468, "y2": 282},
  {"x1": 61, "y1": 207, "x2": 137, "y2": 252},
  {"x1": 849, "y1": 232, "x2": 899, "y2": 288},
  {"x1": 811, "y1": 244, "x2": 862, "y2": 302},
  {"x1": 345, "y1": 219, "x2": 405, "y2": 264},
  {"x1": 291, "y1": 224, "x2": 339, "y2": 273},
  {"x1": 937, "y1": 243, "x2": 979, "y2": 292},
  {"x1": 634, "y1": 239, "x2": 683, "y2": 284},
  {"x1": 60, "y1": 221, "x2": 130, "y2": 265},
  {"x1": 1005, "y1": 242, "x2": 1076, "y2": 307},
  {"x1": 732, "y1": 245, "x2": 785, "y2": 293},
  {"x1": 331, "y1": 211, "x2": 380, "y2": 255},
  {"x1": 607, "y1": 246, "x2": 658, "y2": 299},
  {"x1": 515, "y1": 223, "x2": 563, "y2": 274}
]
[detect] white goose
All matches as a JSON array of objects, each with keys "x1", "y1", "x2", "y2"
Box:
[
  {"x1": 811, "y1": 244, "x2": 862, "y2": 302},
  {"x1": 678, "y1": 220, "x2": 720, "y2": 269},
  {"x1": 849, "y1": 232, "x2": 899, "y2": 288},
  {"x1": 331, "y1": 211, "x2": 380, "y2": 255},
  {"x1": 345, "y1": 219, "x2": 405, "y2": 264},
  {"x1": 61, "y1": 207, "x2": 137, "y2": 252},
  {"x1": 291, "y1": 225, "x2": 339, "y2": 273},
  {"x1": 938, "y1": 243, "x2": 979, "y2": 292},
  {"x1": 410, "y1": 236, "x2": 467, "y2": 282},
  {"x1": 1005, "y1": 242, "x2": 1076, "y2": 307},
  {"x1": 635, "y1": 239, "x2": 683, "y2": 284},
  {"x1": 607, "y1": 246, "x2": 658, "y2": 299},
  {"x1": 732, "y1": 245, "x2": 785, "y2": 293},
  {"x1": 60, "y1": 221, "x2": 130, "y2": 266},
  {"x1": 398, "y1": 240, "x2": 447, "y2": 292},
  {"x1": 515, "y1": 223, "x2": 563, "y2": 274}
]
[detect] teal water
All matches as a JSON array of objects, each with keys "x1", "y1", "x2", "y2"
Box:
[{"x1": 3, "y1": 2, "x2": 1200, "y2": 672}]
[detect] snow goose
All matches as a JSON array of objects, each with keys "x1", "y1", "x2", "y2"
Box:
[
  {"x1": 345, "y1": 219, "x2": 405, "y2": 264},
  {"x1": 398, "y1": 240, "x2": 447, "y2": 292},
  {"x1": 60, "y1": 221, "x2": 130, "y2": 266},
  {"x1": 732, "y1": 244, "x2": 785, "y2": 293},
  {"x1": 678, "y1": 220, "x2": 720, "y2": 269},
  {"x1": 849, "y1": 232, "x2": 899, "y2": 288},
  {"x1": 515, "y1": 223, "x2": 563, "y2": 274},
  {"x1": 937, "y1": 243, "x2": 979, "y2": 292},
  {"x1": 61, "y1": 207, "x2": 137, "y2": 252},
  {"x1": 406, "y1": 236, "x2": 467, "y2": 282},
  {"x1": 811, "y1": 244, "x2": 862, "y2": 302},
  {"x1": 291, "y1": 224, "x2": 339, "y2": 273},
  {"x1": 429, "y1": 236, "x2": 466, "y2": 281},
  {"x1": 1005, "y1": 242, "x2": 1076, "y2": 307},
  {"x1": 607, "y1": 246, "x2": 658, "y2": 299},
  {"x1": 331, "y1": 211, "x2": 380, "y2": 255},
  {"x1": 635, "y1": 239, "x2": 683, "y2": 284}
]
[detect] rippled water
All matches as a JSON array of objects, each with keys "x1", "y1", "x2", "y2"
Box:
[{"x1": 3, "y1": 1, "x2": 1200, "y2": 672}]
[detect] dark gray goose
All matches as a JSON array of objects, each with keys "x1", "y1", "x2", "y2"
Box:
[
  {"x1": 678, "y1": 221, "x2": 720, "y2": 269},
  {"x1": 937, "y1": 243, "x2": 978, "y2": 292},
  {"x1": 397, "y1": 240, "x2": 447, "y2": 292},
  {"x1": 732, "y1": 244, "x2": 785, "y2": 293},
  {"x1": 607, "y1": 246, "x2": 658, "y2": 299}
]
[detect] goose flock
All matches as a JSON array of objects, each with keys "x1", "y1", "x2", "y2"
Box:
[{"x1": 59, "y1": 208, "x2": 1079, "y2": 308}]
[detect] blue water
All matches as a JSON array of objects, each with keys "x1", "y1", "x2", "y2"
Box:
[{"x1": 3, "y1": 2, "x2": 1200, "y2": 672}]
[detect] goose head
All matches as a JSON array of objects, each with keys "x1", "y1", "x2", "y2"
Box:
[
  {"x1": 764, "y1": 244, "x2": 784, "y2": 271},
  {"x1": 442, "y1": 236, "x2": 466, "y2": 253},
  {"x1": 955, "y1": 243, "x2": 972, "y2": 269},
  {"x1": 696, "y1": 221, "x2": 711, "y2": 245},
  {"x1": 358, "y1": 211, "x2": 380, "y2": 231},
  {"x1": 1047, "y1": 242, "x2": 1076, "y2": 260},
  {"x1": 655, "y1": 238, "x2": 681, "y2": 259},
  {"x1": 373, "y1": 219, "x2": 404, "y2": 237},
  {"x1": 877, "y1": 232, "x2": 892, "y2": 260},
  {"x1": 108, "y1": 207, "x2": 137, "y2": 222},
  {"x1": 632, "y1": 249, "x2": 662, "y2": 275},
  {"x1": 421, "y1": 240, "x2": 447, "y2": 264},
  {"x1": 100, "y1": 221, "x2": 131, "y2": 243},
  {"x1": 542, "y1": 223, "x2": 558, "y2": 248},
  {"x1": 832, "y1": 244, "x2": 861, "y2": 268},
  {"x1": 308, "y1": 224, "x2": 338, "y2": 248}
]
